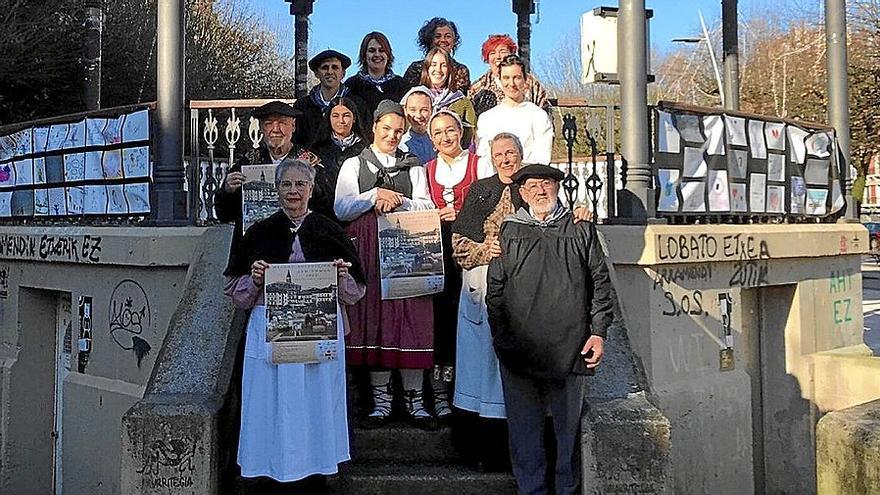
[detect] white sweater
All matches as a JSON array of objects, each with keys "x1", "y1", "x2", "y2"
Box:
[{"x1": 476, "y1": 100, "x2": 554, "y2": 168}]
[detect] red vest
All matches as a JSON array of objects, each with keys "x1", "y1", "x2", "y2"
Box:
[{"x1": 426, "y1": 152, "x2": 480, "y2": 211}]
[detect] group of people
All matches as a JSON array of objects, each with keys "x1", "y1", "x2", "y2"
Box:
[{"x1": 219, "y1": 17, "x2": 619, "y2": 495}]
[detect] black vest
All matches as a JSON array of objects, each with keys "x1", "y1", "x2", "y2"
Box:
[{"x1": 356, "y1": 147, "x2": 422, "y2": 197}]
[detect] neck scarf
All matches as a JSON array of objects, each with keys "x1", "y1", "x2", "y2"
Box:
[{"x1": 310, "y1": 85, "x2": 349, "y2": 110}]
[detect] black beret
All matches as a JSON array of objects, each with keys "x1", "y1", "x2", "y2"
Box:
[
  {"x1": 251, "y1": 100, "x2": 301, "y2": 119},
  {"x1": 308, "y1": 50, "x2": 352, "y2": 72},
  {"x1": 373, "y1": 99, "x2": 406, "y2": 122},
  {"x1": 511, "y1": 164, "x2": 565, "y2": 184}
]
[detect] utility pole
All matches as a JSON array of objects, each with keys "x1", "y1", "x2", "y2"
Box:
[
  {"x1": 287, "y1": 0, "x2": 315, "y2": 99},
  {"x1": 83, "y1": 0, "x2": 103, "y2": 110},
  {"x1": 618, "y1": 0, "x2": 653, "y2": 220},
  {"x1": 825, "y1": 0, "x2": 856, "y2": 219},
  {"x1": 721, "y1": 0, "x2": 740, "y2": 110},
  {"x1": 153, "y1": 0, "x2": 188, "y2": 224},
  {"x1": 512, "y1": 0, "x2": 535, "y2": 72}
]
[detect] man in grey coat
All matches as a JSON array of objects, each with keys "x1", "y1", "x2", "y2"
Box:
[{"x1": 486, "y1": 164, "x2": 619, "y2": 495}]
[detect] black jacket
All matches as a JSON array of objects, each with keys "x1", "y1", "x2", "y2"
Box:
[
  {"x1": 486, "y1": 208, "x2": 618, "y2": 380},
  {"x1": 344, "y1": 74, "x2": 410, "y2": 117},
  {"x1": 292, "y1": 86, "x2": 371, "y2": 148}
]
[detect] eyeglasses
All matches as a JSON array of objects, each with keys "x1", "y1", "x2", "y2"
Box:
[
  {"x1": 492, "y1": 149, "x2": 520, "y2": 161},
  {"x1": 278, "y1": 180, "x2": 311, "y2": 191},
  {"x1": 522, "y1": 179, "x2": 556, "y2": 194}
]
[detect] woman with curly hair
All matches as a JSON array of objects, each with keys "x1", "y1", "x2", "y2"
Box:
[
  {"x1": 345, "y1": 31, "x2": 410, "y2": 116},
  {"x1": 403, "y1": 17, "x2": 471, "y2": 93},
  {"x1": 469, "y1": 34, "x2": 550, "y2": 117}
]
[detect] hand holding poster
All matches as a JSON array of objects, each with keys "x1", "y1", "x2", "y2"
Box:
[
  {"x1": 264, "y1": 262, "x2": 339, "y2": 364},
  {"x1": 241, "y1": 164, "x2": 278, "y2": 231},
  {"x1": 378, "y1": 210, "x2": 445, "y2": 300}
]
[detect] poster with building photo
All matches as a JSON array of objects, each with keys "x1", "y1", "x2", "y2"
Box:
[
  {"x1": 0, "y1": 106, "x2": 152, "y2": 219},
  {"x1": 264, "y1": 262, "x2": 339, "y2": 365},
  {"x1": 241, "y1": 164, "x2": 278, "y2": 231},
  {"x1": 378, "y1": 210, "x2": 445, "y2": 300}
]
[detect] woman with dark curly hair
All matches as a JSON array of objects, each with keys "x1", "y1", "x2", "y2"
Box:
[
  {"x1": 345, "y1": 32, "x2": 410, "y2": 116},
  {"x1": 403, "y1": 17, "x2": 471, "y2": 93}
]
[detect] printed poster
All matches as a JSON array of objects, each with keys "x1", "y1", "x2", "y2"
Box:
[
  {"x1": 790, "y1": 177, "x2": 806, "y2": 214},
  {"x1": 241, "y1": 164, "x2": 278, "y2": 231},
  {"x1": 264, "y1": 262, "x2": 339, "y2": 364},
  {"x1": 806, "y1": 189, "x2": 828, "y2": 215},
  {"x1": 378, "y1": 210, "x2": 445, "y2": 299}
]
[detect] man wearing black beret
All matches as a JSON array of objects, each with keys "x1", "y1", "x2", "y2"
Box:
[
  {"x1": 486, "y1": 164, "x2": 619, "y2": 494},
  {"x1": 292, "y1": 49, "x2": 371, "y2": 148}
]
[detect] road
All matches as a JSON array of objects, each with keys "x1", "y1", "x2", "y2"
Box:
[{"x1": 861, "y1": 257, "x2": 880, "y2": 355}]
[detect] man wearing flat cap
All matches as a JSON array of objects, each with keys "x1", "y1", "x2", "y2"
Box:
[
  {"x1": 215, "y1": 100, "x2": 327, "y2": 275},
  {"x1": 486, "y1": 164, "x2": 619, "y2": 495},
  {"x1": 293, "y1": 49, "x2": 371, "y2": 148}
]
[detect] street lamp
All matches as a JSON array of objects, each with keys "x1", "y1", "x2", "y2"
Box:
[
  {"x1": 285, "y1": 0, "x2": 315, "y2": 99},
  {"x1": 671, "y1": 11, "x2": 725, "y2": 106}
]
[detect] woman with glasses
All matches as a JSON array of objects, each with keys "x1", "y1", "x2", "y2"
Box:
[
  {"x1": 226, "y1": 158, "x2": 366, "y2": 494},
  {"x1": 468, "y1": 35, "x2": 550, "y2": 117}
]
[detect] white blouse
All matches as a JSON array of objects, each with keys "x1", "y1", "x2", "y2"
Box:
[{"x1": 476, "y1": 100, "x2": 553, "y2": 170}]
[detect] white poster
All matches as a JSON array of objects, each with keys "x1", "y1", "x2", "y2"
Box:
[
  {"x1": 765, "y1": 122, "x2": 786, "y2": 151},
  {"x1": 683, "y1": 147, "x2": 708, "y2": 178},
  {"x1": 767, "y1": 153, "x2": 786, "y2": 182},
  {"x1": 708, "y1": 170, "x2": 730, "y2": 212},
  {"x1": 681, "y1": 182, "x2": 706, "y2": 212},
  {"x1": 787, "y1": 126, "x2": 809, "y2": 164},
  {"x1": 767, "y1": 185, "x2": 785, "y2": 213},
  {"x1": 724, "y1": 115, "x2": 748, "y2": 147},
  {"x1": 748, "y1": 120, "x2": 767, "y2": 159},
  {"x1": 790, "y1": 177, "x2": 806, "y2": 214},
  {"x1": 676, "y1": 114, "x2": 704, "y2": 143},
  {"x1": 657, "y1": 111, "x2": 681, "y2": 154},
  {"x1": 806, "y1": 131, "x2": 832, "y2": 158},
  {"x1": 703, "y1": 115, "x2": 726, "y2": 155},
  {"x1": 806, "y1": 189, "x2": 828, "y2": 215},
  {"x1": 730, "y1": 183, "x2": 748, "y2": 212},
  {"x1": 750, "y1": 173, "x2": 767, "y2": 213},
  {"x1": 378, "y1": 210, "x2": 445, "y2": 299},
  {"x1": 657, "y1": 169, "x2": 680, "y2": 212}
]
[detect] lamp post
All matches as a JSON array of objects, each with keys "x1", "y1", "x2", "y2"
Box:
[
  {"x1": 825, "y1": 0, "x2": 856, "y2": 219},
  {"x1": 83, "y1": 0, "x2": 103, "y2": 111},
  {"x1": 286, "y1": 0, "x2": 315, "y2": 99},
  {"x1": 512, "y1": 0, "x2": 535, "y2": 72},
  {"x1": 671, "y1": 36, "x2": 724, "y2": 105}
]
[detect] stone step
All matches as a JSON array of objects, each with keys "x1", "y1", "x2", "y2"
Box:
[
  {"x1": 332, "y1": 461, "x2": 516, "y2": 495},
  {"x1": 351, "y1": 422, "x2": 460, "y2": 463}
]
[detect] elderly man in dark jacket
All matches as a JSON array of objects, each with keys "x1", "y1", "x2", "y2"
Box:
[{"x1": 486, "y1": 164, "x2": 618, "y2": 495}]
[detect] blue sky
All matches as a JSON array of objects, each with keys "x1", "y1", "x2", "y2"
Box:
[{"x1": 244, "y1": 0, "x2": 766, "y2": 75}]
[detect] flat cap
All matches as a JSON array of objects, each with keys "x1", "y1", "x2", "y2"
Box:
[
  {"x1": 374, "y1": 99, "x2": 406, "y2": 122},
  {"x1": 308, "y1": 49, "x2": 352, "y2": 72},
  {"x1": 251, "y1": 100, "x2": 301, "y2": 119},
  {"x1": 511, "y1": 164, "x2": 565, "y2": 184}
]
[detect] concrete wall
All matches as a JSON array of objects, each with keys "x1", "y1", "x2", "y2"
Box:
[
  {"x1": 0, "y1": 226, "x2": 214, "y2": 494},
  {"x1": 599, "y1": 223, "x2": 878, "y2": 494}
]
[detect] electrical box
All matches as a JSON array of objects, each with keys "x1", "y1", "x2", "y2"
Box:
[{"x1": 581, "y1": 6, "x2": 654, "y2": 84}]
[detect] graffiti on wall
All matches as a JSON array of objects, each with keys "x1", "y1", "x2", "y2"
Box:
[
  {"x1": 108, "y1": 279, "x2": 152, "y2": 367},
  {"x1": 0, "y1": 233, "x2": 102, "y2": 263},
  {"x1": 135, "y1": 422, "x2": 196, "y2": 489},
  {"x1": 0, "y1": 263, "x2": 8, "y2": 299}
]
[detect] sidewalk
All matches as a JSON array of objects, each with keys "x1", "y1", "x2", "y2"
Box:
[{"x1": 861, "y1": 257, "x2": 880, "y2": 355}]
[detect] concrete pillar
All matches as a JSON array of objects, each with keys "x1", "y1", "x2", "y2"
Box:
[
  {"x1": 153, "y1": 0, "x2": 188, "y2": 224},
  {"x1": 83, "y1": 0, "x2": 103, "y2": 111},
  {"x1": 617, "y1": 0, "x2": 653, "y2": 220},
  {"x1": 512, "y1": 0, "x2": 534, "y2": 72},
  {"x1": 825, "y1": 0, "x2": 856, "y2": 219},
  {"x1": 722, "y1": 0, "x2": 740, "y2": 110},
  {"x1": 288, "y1": 0, "x2": 314, "y2": 99}
]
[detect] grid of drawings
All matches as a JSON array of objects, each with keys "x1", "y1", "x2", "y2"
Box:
[
  {"x1": 654, "y1": 107, "x2": 842, "y2": 218},
  {"x1": 0, "y1": 108, "x2": 152, "y2": 218}
]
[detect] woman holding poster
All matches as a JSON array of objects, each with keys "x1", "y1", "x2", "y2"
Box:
[
  {"x1": 225, "y1": 158, "x2": 365, "y2": 492},
  {"x1": 334, "y1": 99, "x2": 438, "y2": 429}
]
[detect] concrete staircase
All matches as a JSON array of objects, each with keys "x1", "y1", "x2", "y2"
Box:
[{"x1": 331, "y1": 421, "x2": 516, "y2": 494}]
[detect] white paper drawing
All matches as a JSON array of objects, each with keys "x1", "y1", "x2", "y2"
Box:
[
  {"x1": 65, "y1": 120, "x2": 86, "y2": 149},
  {"x1": 33, "y1": 127, "x2": 49, "y2": 154},
  {"x1": 657, "y1": 111, "x2": 681, "y2": 154},
  {"x1": 831, "y1": 180, "x2": 844, "y2": 213},
  {"x1": 657, "y1": 169, "x2": 680, "y2": 212},
  {"x1": 0, "y1": 135, "x2": 15, "y2": 161},
  {"x1": 11, "y1": 190, "x2": 35, "y2": 216},
  {"x1": 708, "y1": 170, "x2": 731, "y2": 212},
  {"x1": 787, "y1": 126, "x2": 809, "y2": 164},
  {"x1": 703, "y1": 115, "x2": 726, "y2": 155},
  {"x1": 34, "y1": 189, "x2": 49, "y2": 216},
  {"x1": 83, "y1": 185, "x2": 108, "y2": 214},
  {"x1": 767, "y1": 185, "x2": 785, "y2": 213},
  {"x1": 728, "y1": 149, "x2": 748, "y2": 179},
  {"x1": 12, "y1": 128, "x2": 33, "y2": 157},
  {"x1": 804, "y1": 159, "x2": 829, "y2": 186},
  {"x1": 0, "y1": 163, "x2": 14, "y2": 187},
  {"x1": 103, "y1": 115, "x2": 125, "y2": 144},
  {"x1": 767, "y1": 153, "x2": 786, "y2": 182},
  {"x1": 805, "y1": 131, "x2": 832, "y2": 158},
  {"x1": 125, "y1": 182, "x2": 151, "y2": 213},
  {"x1": 790, "y1": 177, "x2": 806, "y2": 214},
  {"x1": 33, "y1": 158, "x2": 46, "y2": 183},
  {"x1": 750, "y1": 173, "x2": 767, "y2": 213},
  {"x1": 48, "y1": 187, "x2": 66, "y2": 216},
  {"x1": 765, "y1": 122, "x2": 786, "y2": 151},
  {"x1": 122, "y1": 147, "x2": 150, "y2": 177},
  {"x1": 725, "y1": 115, "x2": 748, "y2": 147},
  {"x1": 806, "y1": 189, "x2": 828, "y2": 215},
  {"x1": 14, "y1": 159, "x2": 33, "y2": 186},
  {"x1": 681, "y1": 182, "x2": 706, "y2": 212},
  {"x1": 676, "y1": 114, "x2": 704, "y2": 143},
  {"x1": 47, "y1": 124, "x2": 69, "y2": 151},
  {"x1": 107, "y1": 184, "x2": 128, "y2": 214},
  {"x1": 0, "y1": 192, "x2": 11, "y2": 217},
  {"x1": 730, "y1": 183, "x2": 748, "y2": 212},
  {"x1": 748, "y1": 120, "x2": 767, "y2": 159},
  {"x1": 64, "y1": 153, "x2": 86, "y2": 181},
  {"x1": 102, "y1": 149, "x2": 123, "y2": 179},
  {"x1": 66, "y1": 186, "x2": 85, "y2": 215},
  {"x1": 683, "y1": 147, "x2": 707, "y2": 178},
  {"x1": 84, "y1": 151, "x2": 103, "y2": 180},
  {"x1": 122, "y1": 110, "x2": 150, "y2": 142},
  {"x1": 86, "y1": 118, "x2": 109, "y2": 147}
]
